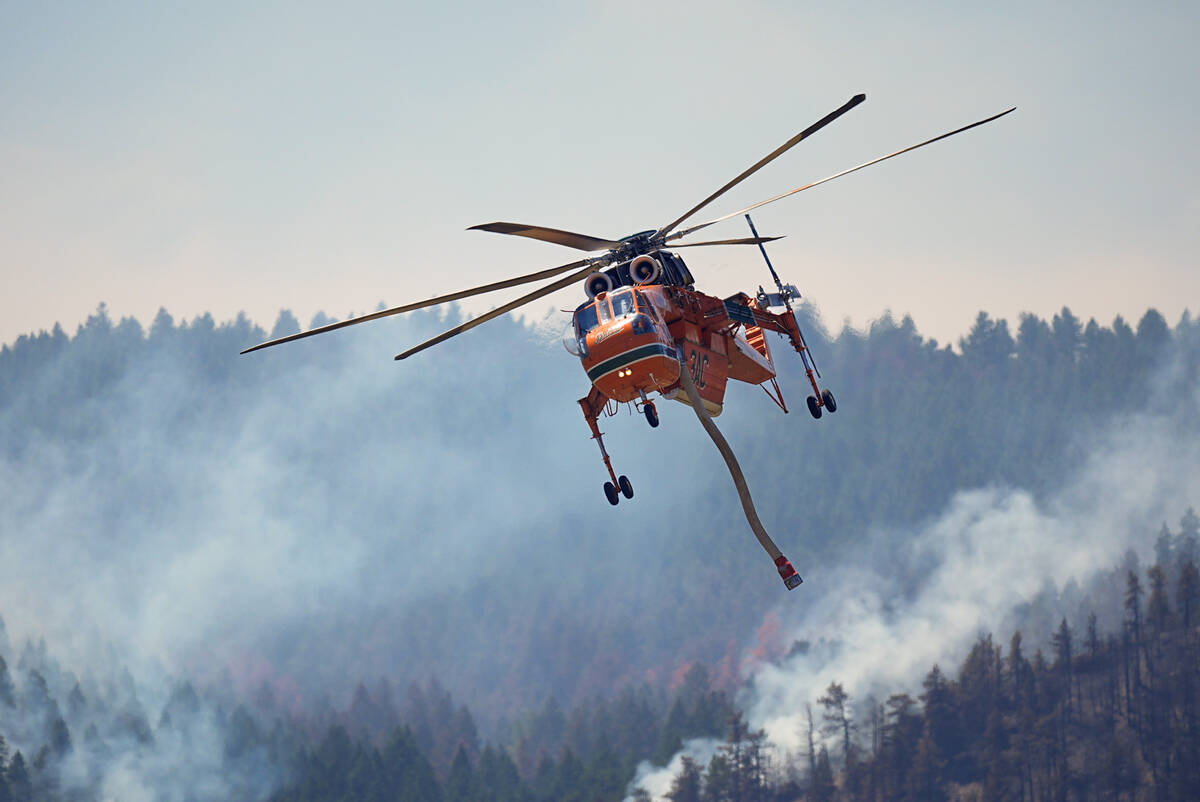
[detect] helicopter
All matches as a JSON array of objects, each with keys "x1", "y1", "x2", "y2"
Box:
[{"x1": 242, "y1": 93, "x2": 1013, "y2": 590}]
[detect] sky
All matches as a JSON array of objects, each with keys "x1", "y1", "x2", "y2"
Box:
[{"x1": 2, "y1": 0, "x2": 1197, "y2": 349}]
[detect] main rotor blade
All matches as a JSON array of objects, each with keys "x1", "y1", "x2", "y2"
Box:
[
  {"x1": 395, "y1": 264, "x2": 597, "y2": 361},
  {"x1": 669, "y1": 106, "x2": 1017, "y2": 242},
  {"x1": 654, "y1": 93, "x2": 866, "y2": 240},
  {"x1": 240, "y1": 258, "x2": 591, "y2": 355},
  {"x1": 468, "y1": 222, "x2": 624, "y2": 252},
  {"x1": 669, "y1": 236, "x2": 784, "y2": 248}
]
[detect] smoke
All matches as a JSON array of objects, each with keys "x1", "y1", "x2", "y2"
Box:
[
  {"x1": 0, "y1": 303, "x2": 734, "y2": 797},
  {"x1": 626, "y1": 353, "x2": 1200, "y2": 799},
  {"x1": 2, "y1": 303, "x2": 1194, "y2": 798},
  {"x1": 626, "y1": 738, "x2": 722, "y2": 800}
]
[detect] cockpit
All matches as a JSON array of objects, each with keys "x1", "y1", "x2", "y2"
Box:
[
  {"x1": 564, "y1": 288, "x2": 658, "y2": 357},
  {"x1": 576, "y1": 288, "x2": 652, "y2": 332}
]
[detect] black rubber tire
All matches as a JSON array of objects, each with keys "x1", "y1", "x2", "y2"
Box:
[
  {"x1": 821, "y1": 389, "x2": 837, "y2": 413},
  {"x1": 644, "y1": 402, "x2": 659, "y2": 428},
  {"x1": 618, "y1": 475, "x2": 634, "y2": 499},
  {"x1": 807, "y1": 395, "x2": 823, "y2": 420},
  {"x1": 604, "y1": 482, "x2": 620, "y2": 506}
]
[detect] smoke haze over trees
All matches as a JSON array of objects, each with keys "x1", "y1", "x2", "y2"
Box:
[{"x1": 0, "y1": 300, "x2": 1196, "y2": 798}]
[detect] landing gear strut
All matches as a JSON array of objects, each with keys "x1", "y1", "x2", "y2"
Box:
[{"x1": 580, "y1": 387, "x2": 635, "y2": 507}]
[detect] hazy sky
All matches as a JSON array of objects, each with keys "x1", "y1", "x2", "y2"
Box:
[{"x1": 3, "y1": 1, "x2": 1197, "y2": 348}]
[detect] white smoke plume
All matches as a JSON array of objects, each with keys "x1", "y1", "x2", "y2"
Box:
[
  {"x1": 627, "y1": 357, "x2": 1200, "y2": 799},
  {"x1": 627, "y1": 738, "x2": 722, "y2": 801}
]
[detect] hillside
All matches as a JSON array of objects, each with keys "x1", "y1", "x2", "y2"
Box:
[{"x1": 0, "y1": 302, "x2": 1197, "y2": 799}]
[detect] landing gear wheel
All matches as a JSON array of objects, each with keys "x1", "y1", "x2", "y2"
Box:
[
  {"x1": 604, "y1": 482, "x2": 620, "y2": 506},
  {"x1": 618, "y1": 475, "x2": 634, "y2": 499},
  {"x1": 821, "y1": 389, "x2": 837, "y2": 413},
  {"x1": 807, "y1": 395, "x2": 823, "y2": 420},
  {"x1": 644, "y1": 402, "x2": 659, "y2": 428}
]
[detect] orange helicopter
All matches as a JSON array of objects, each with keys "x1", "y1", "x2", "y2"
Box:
[{"x1": 243, "y1": 94, "x2": 1013, "y2": 590}]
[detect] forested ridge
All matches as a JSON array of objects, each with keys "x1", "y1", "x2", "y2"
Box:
[
  {"x1": 0, "y1": 514, "x2": 1197, "y2": 800},
  {"x1": 0, "y1": 301, "x2": 1197, "y2": 799}
]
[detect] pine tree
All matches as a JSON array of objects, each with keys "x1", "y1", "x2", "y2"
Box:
[
  {"x1": 980, "y1": 709, "x2": 1010, "y2": 802},
  {"x1": 665, "y1": 755, "x2": 702, "y2": 802},
  {"x1": 1179, "y1": 509, "x2": 1200, "y2": 565},
  {"x1": 446, "y1": 743, "x2": 474, "y2": 802},
  {"x1": 808, "y1": 746, "x2": 835, "y2": 802},
  {"x1": 921, "y1": 666, "x2": 958, "y2": 768},
  {"x1": 5, "y1": 753, "x2": 28, "y2": 802},
  {"x1": 0, "y1": 659, "x2": 12, "y2": 709},
  {"x1": 1052, "y1": 618, "x2": 1075, "y2": 717},
  {"x1": 817, "y1": 681, "x2": 853, "y2": 766},
  {"x1": 1179, "y1": 560, "x2": 1199, "y2": 630},
  {"x1": 476, "y1": 744, "x2": 522, "y2": 802},
  {"x1": 908, "y1": 730, "x2": 947, "y2": 802},
  {"x1": 1155, "y1": 523, "x2": 1175, "y2": 568},
  {"x1": 1124, "y1": 570, "x2": 1144, "y2": 726},
  {"x1": 531, "y1": 752, "x2": 557, "y2": 802},
  {"x1": 702, "y1": 753, "x2": 732, "y2": 802},
  {"x1": 553, "y1": 748, "x2": 583, "y2": 801},
  {"x1": 879, "y1": 694, "x2": 920, "y2": 798},
  {"x1": 1147, "y1": 564, "x2": 1172, "y2": 635}
]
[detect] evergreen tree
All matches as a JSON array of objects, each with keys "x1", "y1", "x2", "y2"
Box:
[
  {"x1": 1052, "y1": 618, "x2": 1075, "y2": 716},
  {"x1": 1155, "y1": 523, "x2": 1175, "y2": 567},
  {"x1": 381, "y1": 726, "x2": 442, "y2": 802},
  {"x1": 701, "y1": 753, "x2": 732, "y2": 802},
  {"x1": 879, "y1": 694, "x2": 920, "y2": 798},
  {"x1": 1147, "y1": 564, "x2": 1172, "y2": 635},
  {"x1": 808, "y1": 746, "x2": 835, "y2": 802},
  {"x1": 655, "y1": 698, "x2": 690, "y2": 764},
  {"x1": 817, "y1": 681, "x2": 853, "y2": 765},
  {"x1": 1179, "y1": 559, "x2": 1200, "y2": 630},
  {"x1": 552, "y1": 748, "x2": 583, "y2": 802},
  {"x1": 665, "y1": 755, "x2": 702, "y2": 802},
  {"x1": 0, "y1": 659, "x2": 12, "y2": 709},
  {"x1": 980, "y1": 709, "x2": 1010, "y2": 802},
  {"x1": 908, "y1": 730, "x2": 947, "y2": 802},
  {"x1": 5, "y1": 753, "x2": 28, "y2": 802},
  {"x1": 446, "y1": 743, "x2": 474, "y2": 802},
  {"x1": 1179, "y1": 508, "x2": 1200, "y2": 565},
  {"x1": 920, "y1": 666, "x2": 958, "y2": 768},
  {"x1": 0, "y1": 735, "x2": 9, "y2": 802}
]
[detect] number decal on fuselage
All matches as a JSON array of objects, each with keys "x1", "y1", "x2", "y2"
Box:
[{"x1": 688, "y1": 348, "x2": 709, "y2": 389}]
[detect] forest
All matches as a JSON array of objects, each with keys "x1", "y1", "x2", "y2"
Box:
[
  {"x1": 0, "y1": 516, "x2": 1197, "y2": 800},
  {"x1": 0, "y1": 300, "x2": 1197, "y2": 799}
]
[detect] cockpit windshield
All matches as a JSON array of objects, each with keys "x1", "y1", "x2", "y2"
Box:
[
  {"x1": 575, "y1": 289, "x2": 646, "y2": 337},
  {"x1": 610, "y1": 289, "x2": 636, "y2": 317},
  {"x1": 575, "y1": 303, "x2": 600, "y2": 335}
]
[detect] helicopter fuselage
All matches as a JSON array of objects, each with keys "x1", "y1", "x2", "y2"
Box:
[{"x1": 569, "y1": 255, "x2": 801, "y2": 422}]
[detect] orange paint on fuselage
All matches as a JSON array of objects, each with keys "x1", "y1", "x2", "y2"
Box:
[{"x1": 576, "y1": 287, "x2": 679, "y2": 403}]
